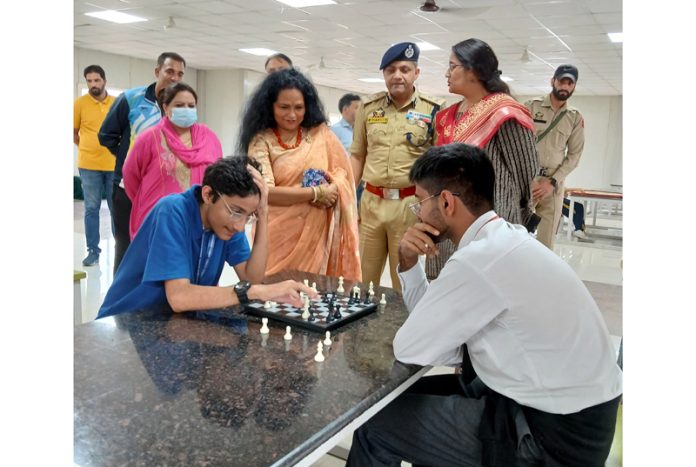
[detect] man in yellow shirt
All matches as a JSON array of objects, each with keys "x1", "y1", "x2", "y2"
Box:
[{"x1": 74, "y1": 65, "x2": 116, "y2": 266}]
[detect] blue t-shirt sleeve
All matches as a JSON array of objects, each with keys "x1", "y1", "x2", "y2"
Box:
[
  {"x1": 142, "y1": 201, "x2": 194, "y2": 283},
  {"x1": 225, "y1": 231, "x2": 251, "y2": 267}
]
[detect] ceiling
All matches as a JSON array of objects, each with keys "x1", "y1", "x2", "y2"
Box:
[{"x1": 74, "y1": 0, "x2": 622, "y2": 98}]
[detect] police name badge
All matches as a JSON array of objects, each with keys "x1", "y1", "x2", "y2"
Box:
[
  {"x1": 367, "y1": 109, "x2": 388, "y2": 124},
  {"x1": 406, "y1": 110, "x2": 432, "y2": 124},
  {"x1": 405, "y1": 44, "x2": 415, "y2": 59}
]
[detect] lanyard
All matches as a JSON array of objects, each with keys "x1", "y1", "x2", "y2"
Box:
[
  {"x1": 195, "y1": 231, "x2": 216, "y2": 283},
  {"x1": 473, "y1": 215, "x2": 500, "y2": 240}
]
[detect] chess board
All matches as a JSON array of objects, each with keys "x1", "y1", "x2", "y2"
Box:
[{"x1": 244, "y1": 292, "x2": 378, "y2": 333}]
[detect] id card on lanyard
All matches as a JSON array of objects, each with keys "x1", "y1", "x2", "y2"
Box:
[{"x1": 195, "y1": 230, "x2": 216, "y2": 284}]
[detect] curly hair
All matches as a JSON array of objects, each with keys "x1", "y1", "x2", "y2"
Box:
[{"x1": 237, "y1": 68, "x2": 327, "y2": 153}]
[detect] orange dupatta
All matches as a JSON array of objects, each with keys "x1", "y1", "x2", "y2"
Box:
[
  {"x1": 436, "y1": 92, "x2": 534, "y2": 148},
  {"x1": 249, "y1": 124, "x2": 361, "y2": 281}
]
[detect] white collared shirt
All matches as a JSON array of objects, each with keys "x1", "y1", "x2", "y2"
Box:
[{"x1": 395, "y1": 210, "x2": 622, "y2": 414}]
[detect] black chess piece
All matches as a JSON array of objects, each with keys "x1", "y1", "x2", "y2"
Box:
[
  {"x1": 363, "y1": 292, "x2": 371, "y2": 305},
  {"x1": 325, "y1": 311, "x2": 335, "y2": 323},
  {"x1": 308, "y1": 306, "x2": 316, "y2": 322},
  {"x1": 333, "y1": 304, "x2": 342, "y2": 320}
]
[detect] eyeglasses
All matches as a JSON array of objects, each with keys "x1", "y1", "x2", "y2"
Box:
[
  {"x1": 408, "y1": 191, "x2": 461, "y2": 216},
  {"x1": 216, "y1": 191, "x2": 257, "y2": 225},
  {"x1": 447, "y1": 63, "x2": 465, "y2": 72}
]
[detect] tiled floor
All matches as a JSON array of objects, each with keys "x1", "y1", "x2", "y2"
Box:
[{"x1": 74, "y1": 200, "x2": 623, "y2": 466}]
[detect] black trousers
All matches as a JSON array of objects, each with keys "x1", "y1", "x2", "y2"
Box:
[{"x1": 112, "y1": 184, "x2": 132, "y2": 274}]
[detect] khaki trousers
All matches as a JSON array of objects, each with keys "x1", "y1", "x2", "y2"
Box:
[
  {"x1": 359, "y1": 190, "x2": 417, "y2": 292},
  {"x1": 535, "y1": 179, "x2": 564, "y2": 250}
]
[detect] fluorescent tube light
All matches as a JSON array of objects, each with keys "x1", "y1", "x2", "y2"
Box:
[
  {"x1": 85, "y1": 10, "x2": 147, "y2": 24},
  {"x1": 276, "y1": 0, "x2": 336, "y2": 7},
  {"x1": 240, "y1": 48, "x2": 278, "y2": 56},
  {"x1": 358, "y1": 78, "x2": 384, "y2": 83},
  {"x1": 608, "y1": 32, "x2": 623, "y2": 43},
  {"x1": 415, "y1": 41, "x2": 440, "y2": 51},
  {"x1": 501, "y1": 76, "x2": 513, "y2": 82}
]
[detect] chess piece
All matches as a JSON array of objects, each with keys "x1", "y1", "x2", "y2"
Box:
[
  {"x1": 369, "y1": 281, "x2": 375, "y2": 297},
  {"x1": 314, "y1": 341, "x2": 325, "y2": 362},
  {"x1": 324, "y1": 331, "x2": 332, "y2": 346},
  {"x1": 284, "y1": 326, "x2": 292, "y2": 340},
  {"x1": 312, "y1": 282, "x2": 317, "y2": 292},
  {"x1": 308, "y1": 306, "x2": 316, "y2": 322},
  {"x1": 363, "y1": 292, "x2": 371, "y2": 305},
  {"x1": 264, "y1": 301, "x2": 271, "y2": 309},
  {"x1": 333, "y1": 304, "x2": 342, "y2": 320},
  {"x1": 337, "y1": 276, "x2": 344, "y2": 293},
  {"x1": 379, "y1": 294, "x2": 387, "y2": 305},
  {"x1": 260, "y1": 317, "x2": 270, "y2": 334},
  {"x1": 304, "y1": 279, "x2": 309, "y2": 287},
  {"x1": 302, "y1": 296, "x2": 310, "y2": 320}
]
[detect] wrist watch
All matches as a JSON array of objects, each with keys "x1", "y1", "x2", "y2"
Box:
[
  {"x1": 233, "y1": 280, "x2": 252, "y2": 305},
  {"x1": 548, "y1": 176, "x2": 558, "y2": 188}
]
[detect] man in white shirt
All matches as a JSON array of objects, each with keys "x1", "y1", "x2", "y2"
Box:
[{"x1": 346, "y1": 143, "x2": 622, "y2": 467}]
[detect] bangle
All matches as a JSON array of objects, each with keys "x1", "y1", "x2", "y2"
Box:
[
  {"x1": 311, "y1": 186, "x2": 318, "y2": 203},
  {"x1": 317, "y1": 185, "x2": 325, "y2": 204}
]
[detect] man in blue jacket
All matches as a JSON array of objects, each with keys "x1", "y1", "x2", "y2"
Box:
[{"x1": 98, "y1": 52, "x2": 186, "y2": 272}]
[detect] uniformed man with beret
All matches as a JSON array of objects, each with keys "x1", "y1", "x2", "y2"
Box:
[
  {"x1": 525, "y1": 64, "x2": 585, "y2": 250},
  {"x1": 350, "y1": 42, "x2": 444, "y2": 291}
]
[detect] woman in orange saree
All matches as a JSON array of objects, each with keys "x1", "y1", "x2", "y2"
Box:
[
  {"x1": 239, "y1": 69, "x2": 361, "y2": 281},
  {"x1": 426, "y1": 38, "x2": 539, "y2": 279}
]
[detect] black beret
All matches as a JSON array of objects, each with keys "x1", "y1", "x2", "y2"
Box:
[{"x1": 379, "y1": 42, "x2": 419, "y2": 70}]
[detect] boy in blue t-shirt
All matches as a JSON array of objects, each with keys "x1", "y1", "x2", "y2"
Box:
[{"x1": 97, "y1": 156, "x2": 316, "y2": 318}]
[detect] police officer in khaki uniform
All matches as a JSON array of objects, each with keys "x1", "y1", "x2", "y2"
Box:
[
  {"x1": 350, "y1": 42, "x2": 444, "y2": 291},
  {"x1": 525, "y1": 64, "x2": 585, "y2": 250}
]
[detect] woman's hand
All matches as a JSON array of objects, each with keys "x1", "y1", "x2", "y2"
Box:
[
  {"x1": 316, "y1": 182, "x2": 339, "y2": 208},
  {"x1": 248, "y1": 164, "x2": 269, "y2": 217}
]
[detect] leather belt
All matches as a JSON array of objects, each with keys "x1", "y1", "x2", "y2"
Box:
[{"x1": 364, "y1": 182, "x2": 416, "y2": 200}]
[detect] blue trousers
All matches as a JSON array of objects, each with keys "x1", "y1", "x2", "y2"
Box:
[{"x1": 78, "y1": 169, "x2": 114, "y2": 253}]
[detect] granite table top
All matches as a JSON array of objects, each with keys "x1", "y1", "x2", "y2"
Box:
[{"x1": 74, "y1": 271, "x2": 424, "y2": 466}]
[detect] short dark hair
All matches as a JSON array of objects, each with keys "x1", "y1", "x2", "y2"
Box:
[
  {"x1": 196, "y1": 156, "x2": 262, "y2": 204},
  {"x1": 338, "y1": 93, "x2": 361, "y2": 113},
  {"x1": 264, "y1": 53, "x2": 293, "y2": 69},
  {"x1": 157, "y1": 52, "x2": 186, "y2": 68},
  {"x1": 158, "y1": 82, "x2": 198, "y2": 109},
  {"x1": 237, "y1": 68, "x2": 327, "y2": 153},
  {"x1": 409, "y1": 143, "x2": 494, "y2": 216},
  {"x1": 452, "y1": 38, "x2": 509, "y2": 95},
  {"x1": 83, "y1": 65, "x2": 105, "y2": 80}
]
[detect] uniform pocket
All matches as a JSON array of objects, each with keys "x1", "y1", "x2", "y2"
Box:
[{"x1": 367, "y1": 125, "x2": 388, "y2": 147}]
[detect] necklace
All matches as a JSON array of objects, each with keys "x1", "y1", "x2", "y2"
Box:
[{"x1": 273, "y1": 127, "x2": 303, "y2": 149}]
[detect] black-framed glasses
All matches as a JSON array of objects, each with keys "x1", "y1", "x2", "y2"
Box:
[
  {"x1": 408, "y1": 191, "x2": 461, "y2": 216},
  {"x1": 216, "y1": 191, "x2": 257, "y2": 225}
]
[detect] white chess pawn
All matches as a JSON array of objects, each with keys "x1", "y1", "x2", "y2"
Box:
[
  {"x1": 284, "y1": 326, "x2": 293, "y2": 340},
  {"x1": 379, "y1": 293, "x2": 387, "y2": 305},
  {"x1": 323, "y1": 331, "x2": 332, "y2": 347},
  {"x1": 264, "y1": 301, "x2": 271, "y2": 309},
  {"x1": 302, "y1": 297, "x2": 310, "y2": 320},
  {"x1": 369, "y1": 281, "x2": 375, "y2": 297},
  {"x1": 260, "y1": 317, "x2": 270, "y2": 334},
  {"x1": 304, "y1": 279, "x2": 309, "y2": 287},
  {"x1": 312, "y1": 282, "x2": 318, "y2": 292},
  {"x1": 337, "y1": 276, "x2": 344, "y2": 293},
  {"x1": 314, "y1": 341, "x2": 325, "y2": 362}
]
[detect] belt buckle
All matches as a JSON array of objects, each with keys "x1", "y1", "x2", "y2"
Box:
[{"x1": 384, "y1": 188, "x2": 400, "y2": 200}]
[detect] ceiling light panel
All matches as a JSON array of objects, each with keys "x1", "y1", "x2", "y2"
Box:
[{"x1": 84, "y1": 10, "x2": 148, "y2": 24}]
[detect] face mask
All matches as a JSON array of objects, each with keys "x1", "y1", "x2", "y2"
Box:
[{"x1": 170, "y1": 107, "x2": 198, "y2": 128}]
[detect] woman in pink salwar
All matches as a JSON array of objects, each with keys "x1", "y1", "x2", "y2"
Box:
[
  {"x1": 238, "y1": 69, "x2": 361, "y2": 281},
  {"x1": 123, "y1": 83, "x2": 222, "y2": 239}
]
